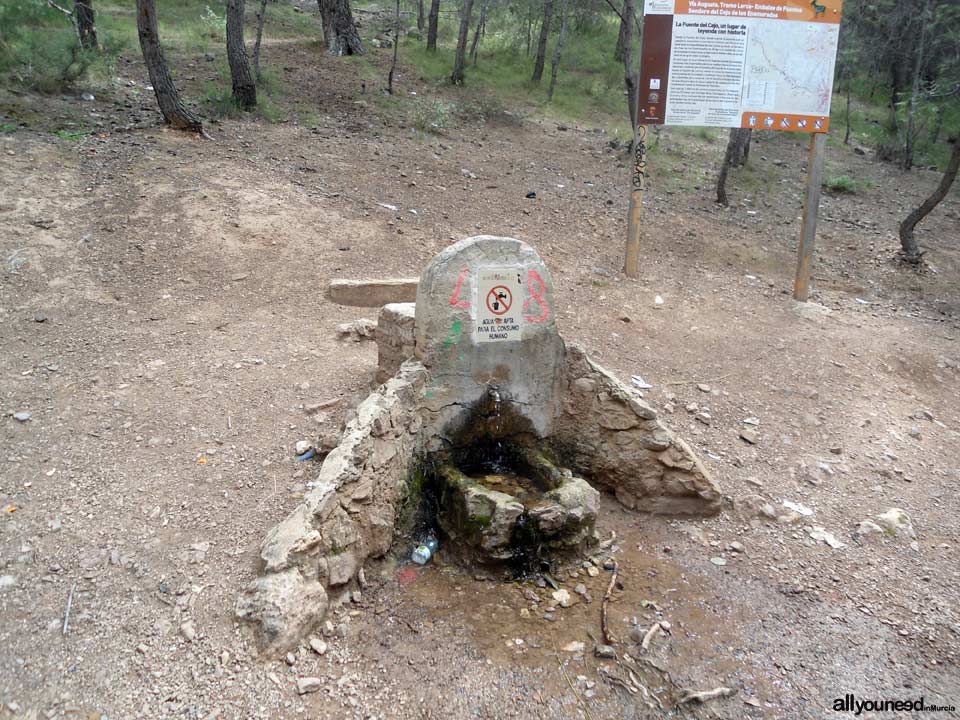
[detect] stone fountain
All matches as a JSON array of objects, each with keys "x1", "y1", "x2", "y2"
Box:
[{"x1": 236, "y1": 236, "x2": 720, "y2": 655}]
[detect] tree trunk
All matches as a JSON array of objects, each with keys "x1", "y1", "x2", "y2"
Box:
[
  {"x1": 75, "y1": 0, "x2": 100, "y2": 51},
  {"x1": 525, "y1": 16, "x2": 532, "y2": 55},
  {"x1": 531, "y1": 0, "x2": 554, "y2": 85},
  {"x1": 614, "y1": 0, "x2": 628, "y2": 62},
  {"x1": 252, "y1": 0, "x2": 269, "y2": 81},
  {"x1": 716, "y1": 129, "x2": 738, "y2": 205},
  {"x1": 226, "y1": 0, "x2": 256, "y2": 109},
  {"x1": 417, "y1": 0, "x2": 425, "y2": 31},
  {"x1": 731, "y1": 127, "x2": 751, "y2": 166},
  {"x1": 388, "y1": 0, "x2": 400, "y2": 93},
  {"x1": 469, "y1": 0, "x2": 489, "y2": 66},
  {"x1": 547, "y1": 9, "x2": 568, "y2": 101},
  {"x1": 319, "y1": 0, "x2": 364, "y2": 56},
  {"x1": 135, "y1": 0, "x2": 204, "y2": 133},
  {"x1": 450, "y1": 0, "x2": 474, "y2": 85},
  {"x1": 899, "y1": 141, "x2": 960, "y2": 262},
  {"x1": 844, "y1": 65, "x2": 851, "y2": 144},
  {"x1": 902, "y1": 0, "x2": 934, "y2": 171},
  {"x1": 621, "y1": 0, "x2": 636, "y2": 130},
  {"x1": 426, "y1": 0, "x2": 441, "y2": 51}
]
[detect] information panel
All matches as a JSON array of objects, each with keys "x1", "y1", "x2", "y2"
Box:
[{"x1": 638, "y1": 0, "x2": 843, "y2": 132}]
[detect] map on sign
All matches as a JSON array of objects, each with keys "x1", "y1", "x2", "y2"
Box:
[
  {"x1": 638, "y1": 0, "x2": 842, "y2": 132},
  {"x1": 474, "y1": 266, "x2": 524, "y2": 343}
]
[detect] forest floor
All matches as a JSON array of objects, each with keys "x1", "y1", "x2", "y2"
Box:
[{"x1": 1, "y1": 14, "x2": 960, "y2": 720}]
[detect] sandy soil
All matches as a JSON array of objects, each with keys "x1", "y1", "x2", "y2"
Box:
[{"x1": 1, "y1": 27, "x2": 959, "y2": 720}]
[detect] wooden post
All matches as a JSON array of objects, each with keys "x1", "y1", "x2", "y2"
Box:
[
  {"x1": 793, "y1": 132, "x2": 827, "y2": 301},
  {"x1": 624, "y1": 124, "x2": 647, "y2": 278}
]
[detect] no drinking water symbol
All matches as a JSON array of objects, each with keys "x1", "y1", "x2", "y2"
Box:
[{"x1": 486, "y1": 285, "x2": 512, "y2": 316}]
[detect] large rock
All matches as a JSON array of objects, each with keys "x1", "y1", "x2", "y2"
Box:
[{"x1": 235, "y1": 568, "x2": 328, "y2": 656}]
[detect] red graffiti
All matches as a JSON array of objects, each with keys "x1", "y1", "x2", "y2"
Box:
[
  {"x1": 448, "y1": 267, "x2": 470, "y2": 309},
  {"x1": 523, "y1": 269, "x2": 550, "y2": 323}
]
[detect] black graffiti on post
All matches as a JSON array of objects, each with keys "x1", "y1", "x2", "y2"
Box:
[{"x1": 632, "y1": 125, "x2": 647, "y2": 193}]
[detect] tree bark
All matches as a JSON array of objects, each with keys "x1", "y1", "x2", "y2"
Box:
[
  {"x1": 547, "y1": 9, "x2": 568, "y2": 101},
  {"x1": 902, "y1": 0, "x2": 935, "y2": 170},
  {"x1": 226, "y1": 0, "x2": 256, "y2": 109},
  {"x1": 417, "y1": 0, "x2": 425, "y2": 31},
  {"x1": 252, "y1": 0, "x2": 269, "y2": 81},
  {"x1": 426, "y1": 0, "x2": 441, "y2": 51},
  {"x1": 716, "y1": 129, "x2": 738, "y2": 205},
  {"x1": 621, "y1": 0, "x2": 636, "y2": 129},
  {"x1": 731, "y1": 127, "x2": 751, "y2": 166},
  {"x1": 899, "y1": 141, "x2": 960, "y2": 262},
  {"x1": 74, "y1": 0, "x2": 100, "y2": 51},
  {"x1": 388, "y1": 0, "x2": 400, "y2": 93},
  {"x1": 614, "y1": 0, "x2": 628, "y2": 62},
  {"x1": 135, "y1": 0, "x2": 204, "y2": 133},
  {"x1": 469, "y1": 0, "x2": 489, "y2": 66},
  {"x1": 450, "y1": 0, "x2": 474, "y2": 85},
  {"x1": 319, "y1": 0, "x2": 364, "y2": 56},
  {"x1": 844, "y1": 65, "x2": 851, "y2": 144},
  {"x1": 531, "y1": 0, "x2": 554, "y2": 85}
]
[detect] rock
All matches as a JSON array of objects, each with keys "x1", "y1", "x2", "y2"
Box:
[
  {"x1": 728, "y1": 541, "x2": 744, "y2": 553},
  {"x1": 695, "y1": 412, "x2": 712, "y2": 425},
  {"x1": 0, "y1": 575, "x2": 17, "y2": 591},
  {"x1": 876, "y1": 508, "x2": 914, "y2": 538},
  {"x1": 34, "y1": 312, "x2": 47, "y2": 323},
  {"x1": 854, "y1": 520, "x2": 884, "y2": 539},
  {"x1": 736, "y1": 494, "x2": 776, "y2": 520},
  {"x1": 710, "y1": 557, "x2": 727, "y2": 566},
  {"x1": 562, "y1": 641, "x2": 585, "y2": 653},
  {"x1": 179, "y1": 621, "x2": 197, "y2": 642},
  {"x1": 808, "y1": 526, "x2": 845, "y2": 549},
  {"x1": 519, "y1": 608, "x2": 531, "y2": 618},
  {"x1": 235, "y1": 568, "x2": 329, "y2": 656},
  {"x1": 908, "y1": 426, "x2": 921, "y2": 439},
  {"x1": 685, "y1": 402, "x2": 699, "y2": 413},
  {"x1": 552, "y1": 589, "x2": 575, "y2": 607},
  {"x1": 13, "y1": 411, "x2": 31, "y2": 423},
  {"x1": 782, "y1": 500, "x2": 813, "y2": 516},
  {"x1": 574, "y1": 583, "x2": 588, "y2": 596},
  {"x1": 296, "y1": 677, "x2": 323, "y2": 695},
  {"x1": 336, "y1": 319, "x2": 377, "y2": 341},
  {"x1": 295, "y1": 440, "x2": 312, "y2": 455},
  {"x1": 739, "y1": 429, "x2": 759, "y2": 444},
  {"x1": 586, "y1": 566, "x2": 599, "y2": 577},
  {"x1": 285, "y1": 652, "x2": 296, "y2": 666},
  {"x1": 308, "y1": 637, "x2": 328, "y2": 656},
  {"x1": 915, "y1": 409, "x2": 934, "y2": 421},
  {"x1": 697, "y1": 383, "x2": 712, "y2": 393},
  {"x1": 594, "y1": 644, "x2": 616, "y2": 658}
]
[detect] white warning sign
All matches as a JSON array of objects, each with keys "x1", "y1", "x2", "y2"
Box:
[{"x1": 475, "y1": 266, "x2": 524, "y2": 343}]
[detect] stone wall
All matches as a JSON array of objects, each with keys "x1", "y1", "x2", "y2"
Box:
[
  {"x1": 555, "y1": 344, "x2": 721, "y2": 514},
  {"x1": 235, "y1": 362, "x2": 428, "y2": 656},
  {"x1": 374, "y1": 303, "x2": 415, "y2": 384}
]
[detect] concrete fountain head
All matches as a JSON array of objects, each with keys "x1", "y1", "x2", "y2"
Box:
[{"x1": 236, "y1": 236, "x2": 721, "y2": 656}]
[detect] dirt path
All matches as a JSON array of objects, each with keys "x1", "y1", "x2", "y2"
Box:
[{"x1": 1, "y1": 38, "x2": 959, "y2": 719}]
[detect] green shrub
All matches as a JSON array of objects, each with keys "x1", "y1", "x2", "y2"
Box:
[
  {"x1": 411, "y1": 98, "x2": 453, "y2": 132},
  {"x1": 824, "y1": 175, "x2": 858, "y2": 193}
]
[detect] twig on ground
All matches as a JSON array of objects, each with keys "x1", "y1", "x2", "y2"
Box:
[
  {"x1": 640, "y1": 622, "x2": 662, "y2": 651},
  {"x1": 557, "y1": 654, "x2": 593, "y2": 720},
  {"x1": 678, "y1": 686, "x2": 736, "y2": 704},
  {"x1": 664, "y1": 372, "x2": 732, "y2": 387},
  {"x1": 63, "y1": 579, "x2": 78, "y2": 635},
  {"x1": 601, "y1": 560, "x2": 619, "y2": 644}
]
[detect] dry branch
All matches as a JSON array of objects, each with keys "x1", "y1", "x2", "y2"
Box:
[{"x1": 601, "y1": 560, "x2": 619, "y2": 644}]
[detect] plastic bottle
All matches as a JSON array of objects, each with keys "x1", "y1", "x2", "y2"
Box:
[{"x1": 411, "y1": 537, "x2": 439, "y2": 565}]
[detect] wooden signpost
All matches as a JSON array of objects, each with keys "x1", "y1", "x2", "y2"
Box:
[{"x1": 628, "y1": 0, "x2": 844, "y2": 299}]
